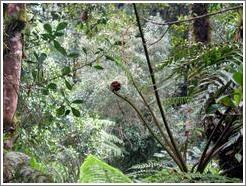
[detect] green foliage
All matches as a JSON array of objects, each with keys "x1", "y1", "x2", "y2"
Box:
[
  {"x1": 56, "y1": 22, "x2": 68, "y2": 31},
  {"x1": 71, "y1": 107, "x2": 80, "y2": 117},
  {"x1": 127, "y1": 161, "x2": 165, "y2": 180},
  {"x1": 10, "y1": 2, "x2": 243, "y2": 183},
  {"x1": 163, "y1": 96, "x2": 193, "y2": 107},
  {"x1": 144, "y1": 169, "x2": 241, "y2": 183},
  {"x1": 79, "y1": 155, "x2": 132, "y2": 183},
  {"x1": 53, "y1": 40, "x2": 67, "y2": 56}
]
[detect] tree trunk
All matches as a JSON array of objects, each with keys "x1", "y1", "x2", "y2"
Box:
[
  {"x1": 190, "y1": 3, "x2": 211, "y2": 43},
  {"x1": 3, "y1": 4, "x2": 26, "y2": 134}
]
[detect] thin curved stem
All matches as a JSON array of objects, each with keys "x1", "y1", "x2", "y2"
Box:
[
  {"x1": 197, "y1": 115, "x2": 236, "y2": 173},
  {"x1": 112, "y1": 91, "x2": 185, "y2": 171},
  {"x1": 148, "y1": 26, "x2": 170, "y2": 48},
  {"x1": 196, "y1": 107, "x2": 231, "y2": 172},
  {"x1": 143, "y1": 5, "x2": 243, "y2": 26},
  {"x1": 130, "y1": 75, "x2": 176, "y2": 153},
  {"x1": 133, "y1": 3, "x2": 188, "y2": 172}
]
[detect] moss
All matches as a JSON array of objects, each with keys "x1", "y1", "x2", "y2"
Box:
[{"x1": 143, "y1": 169, "x2": 241, "y2": 183}]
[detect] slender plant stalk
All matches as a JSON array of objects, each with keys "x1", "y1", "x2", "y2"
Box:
[
  {"x1": 130, "y1": 75, "x2": 176, "y2": 153},
  {"x1": 196, "y1": 107, "x2": 231, "y2": 172},
  {"x1": 197, "y1": 115, "x2": 236, "y2": 173},
  {"x1": 133, "y1": 3, "x2": 188, "y2": 172},
  {"x1": 113, "y1": 91, "x2": 185, "y2": 171},
  {"x1": 144, "y1": 5, "x2": 243, "y2": 26}
]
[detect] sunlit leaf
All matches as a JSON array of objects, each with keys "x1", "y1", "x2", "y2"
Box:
[
  {"x1": 216, "y1": 95, "x2": 235, "y2": 107},
  {"x1": 233, "y1": 88, "x2": 242, "y2": 105},
  {"x1": 79, "y1": 155, "x2": 131, "y2": 183},
  {"x1": 232, "y1": 72, "x2": 243, "y2": 87}
]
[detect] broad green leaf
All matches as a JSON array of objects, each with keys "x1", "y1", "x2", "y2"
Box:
[
  {"x1": 65, "y1": 79, "x2": 73, "y2": 90},
  {"x1": 44, "y1": 23, "x2": 52, "y2": 33},
  {"x1": 216, "y1": 95, "x2": 235, "y2": 107},
  {"x1": 93, "y1": 64, "x2": 104, "y2": 70},
  {"x1": 53, "y1": 40, "x2": 67, "y2": 56},
  {"x1": 56, "y1": 22, "x2": 67, "y2": 31},
  {"x1": 68, "y1": 53, "x2": 79, "y2": 58},
  {"x1": 71, "y1": 107, "x2": 80, "y2": 117},
  {"x1": 56, "y1": 105, "x2": 65, "y2": 116},
  {"x1": 232, "y1": 72, "x2": 243, "y2": 87},
  {"x1": 79, "y1": 155, "x2": 132, "y2": 183},
  {"x1": 61, "y1": 66, "x2": 71, "y2": 75},
  {"x1": 72, "y1": 99, "x2": 84, "y2": 104},
  {"x1": 47, "y1": 83, "x2": 57, "y2": 90}
]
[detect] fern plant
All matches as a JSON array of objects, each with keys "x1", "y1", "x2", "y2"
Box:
[
  {"x1": 143, "y1": 169, "x2": 241, "y2": 183},
  {"x1": 79, "y1": 155, "x2": 132, "y2": 183}
]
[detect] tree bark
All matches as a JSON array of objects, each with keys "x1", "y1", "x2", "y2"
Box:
[
  {"x1": 191, "y1": 3, "x2": 211, "y2": 43},
  {"x1": 3, "y1": 3, "x2": 26, "y2": 133}
]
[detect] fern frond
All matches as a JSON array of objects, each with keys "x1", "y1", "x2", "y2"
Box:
[
  {"x1": 163, "y1": 96, "x2": 193, "y2": 107},
  {"x1": 79, "y1": 155, "x2": 132, "y2": 183}
]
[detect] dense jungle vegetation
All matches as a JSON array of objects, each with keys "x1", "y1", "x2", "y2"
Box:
[{"x1": 2, "y1": 2, "x2": 244, "y2": 183}]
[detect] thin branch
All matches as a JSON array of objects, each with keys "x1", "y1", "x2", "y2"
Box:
[
  {"x1": 46, "y1": 54, "x2": 104, "y2": 83},
  {"x1": 112, "y1": 91, "x2": 183, "y2": 171},
  {"x1": 148, "y1": 26, "x2": 170, "y2": 48},
  {"x1": 143, "y1": 5, "x2": 243, "y2": 26},
  {"x1": 130, "y1": 75, "x2": 176, "y2": 153},
  {"x1": 134, "y1": 3, "x2": 188, "y2": 172}
]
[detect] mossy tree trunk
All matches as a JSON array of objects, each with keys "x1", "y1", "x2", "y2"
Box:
[
  {"x1": 191, "y1": 3, "x2": 211, "y2": 43},
  {"x1": 3, "y1": 3, "x2": 26, "y2": 145}
]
